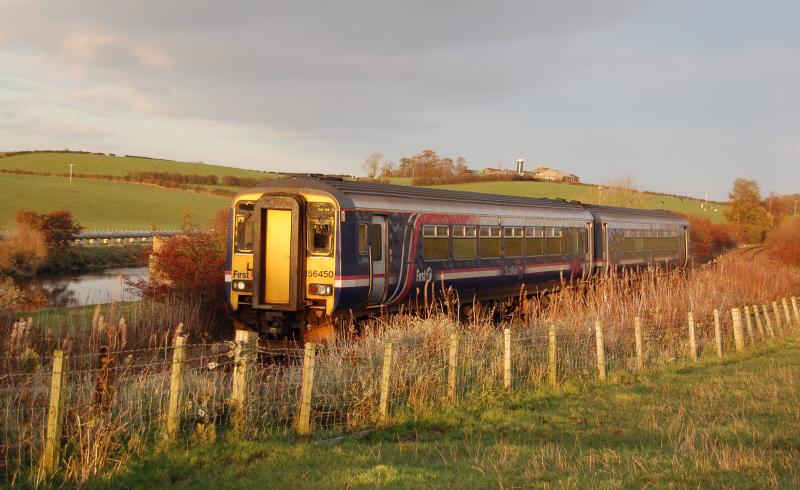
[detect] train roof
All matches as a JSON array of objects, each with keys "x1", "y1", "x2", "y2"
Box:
[{"x1": 237, "y1": 176, "x2": 687, "y2": 223}]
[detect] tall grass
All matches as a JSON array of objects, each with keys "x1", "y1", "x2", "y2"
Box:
[{"x1": 1, "y1": 256, "x2": 799, "y2": 486}]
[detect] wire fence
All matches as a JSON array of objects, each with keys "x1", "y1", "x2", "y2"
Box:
[{"x1": 1, "y1": 296, "x2": 799, "y2": 485}]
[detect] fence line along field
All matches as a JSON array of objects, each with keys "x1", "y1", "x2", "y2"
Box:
[{"x1": 2, "y1": 255, "x2": 800, "y2": 486}]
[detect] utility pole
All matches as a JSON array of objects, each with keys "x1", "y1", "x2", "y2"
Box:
[
  {"x1": 794, "y1": 199, "x2": 798, "y2": 216},
  {"x1": 69, "y1": 163, "x2": 74, "y2": 191}
]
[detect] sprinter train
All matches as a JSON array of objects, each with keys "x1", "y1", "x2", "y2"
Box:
[{"x1": 225, "y1": 177, "x2": 689, "y2": 342}]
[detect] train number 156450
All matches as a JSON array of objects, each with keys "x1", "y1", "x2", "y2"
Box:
[{"x1": 307, "y1": 270, "x2": 334, "y2": 278}]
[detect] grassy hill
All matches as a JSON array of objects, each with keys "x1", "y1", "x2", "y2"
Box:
[
  {"x1": 429, "y1": 181, "x2": 727, "y2": 223},
  {"x1": 88, "y1": 338, "x2": 800, "y2": 488},
  {"x1": 0, "y1": 151, "x2": 727, "y2": 229},
  {"x1": 0, "y1": 173, "x2": 229, "y2": 229},
  {"x1": 0, "y1": 152, "x2": 268, "y2": 178}
]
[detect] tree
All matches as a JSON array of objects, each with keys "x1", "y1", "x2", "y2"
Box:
[
  {"x1": 363, "y1": 153, "x2": 382, "y2": 178},
  {"x1": 16, "y1": 210, "x2": 81, "y2": 245},
  {"x1": 602, "y1": 177, "x2": 643, "y2": 208},
  {"x1": 379, "y1": 160, "x2": 396, "y2": 178},
  {"x1": 763, "y1": 192, "x2": 789, "y2": 224},
  {"x1": 724, "y1": 179, "x2": 771, "y2": 243}
]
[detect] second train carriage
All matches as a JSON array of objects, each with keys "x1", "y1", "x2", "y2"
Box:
[{"x1": 225, "y1": 177, "x2": 689, "y2": 342}]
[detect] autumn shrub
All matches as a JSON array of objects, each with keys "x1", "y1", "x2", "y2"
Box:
[
  {"x1": 686, "y1": 215, "x2": 736, "y2": 262},
  {"x1": 0, "y1": 209, "x2": 84, "y2": 276},
  {"x1": 765, "y1": 216, "x2": 800, "y2": 266},
  {"x1": 0, "y1": 224, "x2": 48, "y2": 276},
  {"x1": 134, "y1": 212, "x2": 230, "y2": 335}
]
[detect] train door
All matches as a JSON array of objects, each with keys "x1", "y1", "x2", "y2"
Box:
[
  {"x1": 585, "y1": 221, "x2": 594, "y2": 277},
  {"x1": 253, "y1": 195, "x2": 301, "y2": 310},
  {"x1": 602, "y1": 223, "x2": 610, "y2": 274},
  {"x1": 368, "y1": 215, "x2": 387, "y2": 304}
]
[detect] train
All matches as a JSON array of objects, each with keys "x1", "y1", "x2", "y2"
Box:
[{"x1": 225, "y1": 176, "x2": 689, "y2": 342}]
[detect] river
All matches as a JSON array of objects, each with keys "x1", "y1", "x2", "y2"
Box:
[{"x1": 20, "y1": 267, "x2": 149, "y2": 308}]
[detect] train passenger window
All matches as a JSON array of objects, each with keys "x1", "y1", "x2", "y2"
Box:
[
  {"x1": 453, "y1": 225, "x2": 477, "y2": 260},
  {"x1": 503, "y1": 227, "x2": 524, "y2": 257},
  {"x1": 234, "y1": 202, "x2": 255, "y2": 253},
  {"x1": 634, "y1": 230, "x2": 644, "y2": 252},
  {"x1": 479, "y1": 226, "x2": 501, "y2": 258},
  {"x1": 307, "y1": 203, "x2": 335, "y2": 256},
  {"x1": 370, "y1": 224, "x2": 382, "y2": 260},
  {"x1": 358, "y1": 223, "x2": 369, "y2": 255},
  {"x1": 423, "y1": 225, "x2": 449, "y2": 261},
  {"x1": 545, "y1": 228, "x2": 563, "y2": 256},
  {"x1": 622, "y1": 230, "x2": 635, "y2": 253},
  {"x1": 656, "y1": 231, "x2": 669, "y2": 250},
  {"x1": 525, "y1": 227, "x2": 543, "y2": 256},
  {"x1": 571, "y1": 228, "x2": 580, "y2": 255}
]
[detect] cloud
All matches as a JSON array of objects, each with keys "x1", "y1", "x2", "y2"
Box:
[
  {"x1": 0, "y1": 0, "x2": 644, "y2": 131},
  {"x1": 59, "y1": 32, "x2": 174, "y2": 69},
  {"x1": 66, "y1": 85, "x2": 160, "y2": 115},
  {"x1": 1, "y1": 0, "x2": 799, "y2": 197}
]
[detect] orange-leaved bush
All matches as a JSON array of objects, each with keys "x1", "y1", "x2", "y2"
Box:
[
  {"x1": 765, "y1": 217, "x2": 800, "y2": 266},
  {"x1": 130, "y1": 210, "x2": 231, "y2": 333},
  {"x1": 687, "y1": 214, "x2": 736, "y2": 262}
]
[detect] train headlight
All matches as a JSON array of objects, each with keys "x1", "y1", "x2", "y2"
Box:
[
  {"x1": 309, "y1": 284, "x2": 333, "y2": 296},
  {"x1": 233, "y1": 281, "x2": 251, "y2": 291}
]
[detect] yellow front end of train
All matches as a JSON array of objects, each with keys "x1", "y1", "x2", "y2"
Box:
[{"x1": 227, "y1": 187, "x2": 339, "y2": 342}]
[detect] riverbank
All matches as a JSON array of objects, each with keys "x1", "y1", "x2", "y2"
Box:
[
  {"x1": 5, "y1": 244, "x2": 148, "y2": 282},
  {"x1": 19, "y1": 266, "x2": 148, "y2": 309}
]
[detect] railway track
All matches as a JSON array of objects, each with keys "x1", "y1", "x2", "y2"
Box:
[{"x1": 728, "y1": 245, "x2": 767, "y2": 262}]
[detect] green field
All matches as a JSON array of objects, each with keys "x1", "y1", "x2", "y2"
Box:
[
  {"x1": 430, "y1": 181, "x2": 726, "y2": 223},
  {"x1": 0, "y1": 152, "x2": 269, "y2": 178},
  {"x1": 0, "y1": 173, "x2": 229, "y2": 229},
  {"x1": 0, "y1": 152, "x2": 727, "y2": 229},
  {"x1": 88, "y1": 338, "x2": 800, "y2": 489}
]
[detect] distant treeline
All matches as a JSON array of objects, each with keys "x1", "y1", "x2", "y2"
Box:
[{"x1": 0, "y1": 149, "x2": 112, "y2": 159}]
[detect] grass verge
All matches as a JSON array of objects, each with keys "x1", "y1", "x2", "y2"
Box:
[{"x1": 87, "y1": 337, "x2": 800, "y2": 489}]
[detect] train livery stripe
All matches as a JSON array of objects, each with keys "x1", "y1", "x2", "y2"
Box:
[{"x1": 335, "y1": 262, "x2": 575, "y2": 288}]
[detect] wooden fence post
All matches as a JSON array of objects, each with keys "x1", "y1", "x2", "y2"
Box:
[
  {"x1": 165, "y1": 335, "x2": 187, "y2": 442},
  {"x1": 595, "y1": 321, "x2": 606, "y2": 382},
  {"x1": 548, "y1": 324, "x2": 558, "y2": 386},
  {"x1": 42, "y1": 350, "x2": 68, "y2": 473},
  {"x1": 448, "y1": 333, "x2": 459, "y2": 403},
  {"x1": 503, "y1": 329, "x2": 511, "y2": 390},
  {"x1": 712, "y1": 309, "x2": 723, "y2": 358},
  {"x1": 743, "y1": 306, "x2": 755, "y2": 345},
  {"x1": 687, "y1": 312, "x2": 698, "y2": 363},
  {"x1": 378, "y1": 342, "x2": 393, "y2": 425},
  {"x1": 297, "y1": 342, "x2": 316, "y2": 436},
  {"x1": 231, "y1": 330, "x2": 258, "y2": 430},
  {"x1": 753, "y1": 304, "x2": 766, "y2": 340},
  {"x1": 763, "y1": 305, "x2": 776, "y2": 339},
  {"x1": 731, "y1": 308, "x2": 744, "y2": 353},
  {"x1": 792, "y1": 297, "x2": 800, "y2": 328},
  {"x1": 782, "y1": 299, "x2": 793, "y2": 330},
  {"x1": 634, "y1": 317, "x2": 644, "y2": 373},
  {"x1": 772, "y1": 301, "x2": 784, "y2": 336}
]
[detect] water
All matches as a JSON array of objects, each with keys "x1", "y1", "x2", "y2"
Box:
[{"x1": 20, "y1": 267, "x2": 149, "y2": 308}]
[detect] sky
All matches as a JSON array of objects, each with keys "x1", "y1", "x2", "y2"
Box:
[{"x1": 1, "y1": 0, "x2": 798, "y2": 200}]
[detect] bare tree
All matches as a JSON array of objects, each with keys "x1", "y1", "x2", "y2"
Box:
[
  {"x1": 602, "y1": 177, "x2": 643, "y2": 208},
  {"x1": 363, "y1": 152, "x2": 382, "y2": 178}
]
